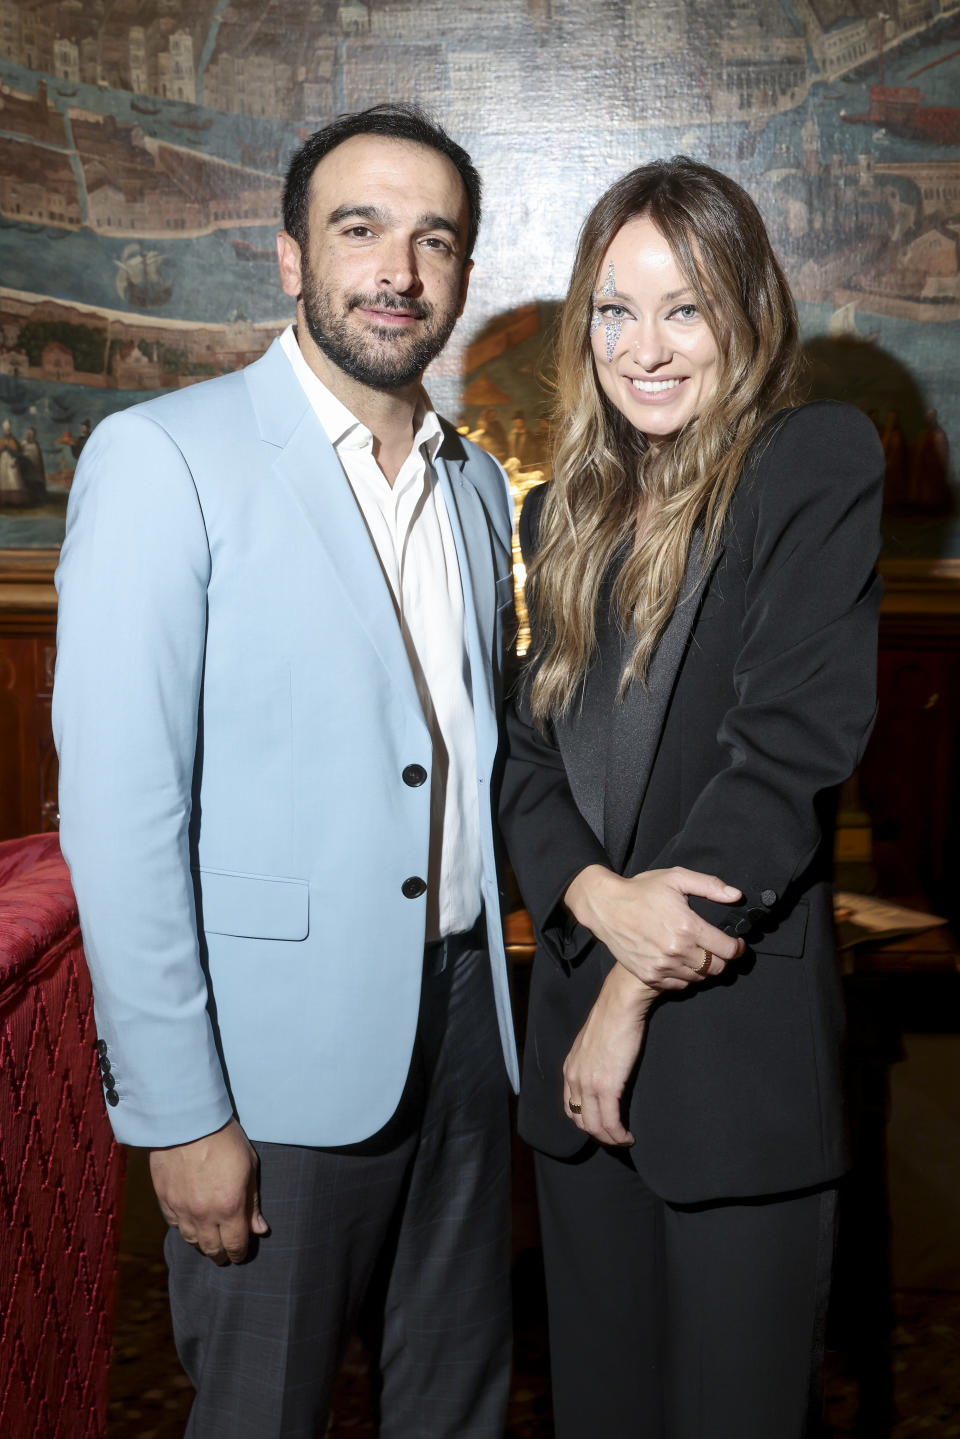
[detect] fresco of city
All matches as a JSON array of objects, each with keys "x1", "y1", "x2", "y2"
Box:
[{"x1": 0, "y1": 0, "x2": 958, "y2": 557}]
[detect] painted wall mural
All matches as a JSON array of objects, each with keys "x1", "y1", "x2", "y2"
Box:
[{"x1": 1, "y1": 0, "x2": 959, "y2": 557}]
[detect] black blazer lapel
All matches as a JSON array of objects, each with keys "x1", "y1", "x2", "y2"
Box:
[
  {"x1": 553, "y1": 564, "x2": 626, "y2": 845},
  {"x1": 603, "y1": 535, "x2": 721, "y2": 871}
]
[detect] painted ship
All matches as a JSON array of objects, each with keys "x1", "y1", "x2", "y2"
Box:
[
  {"x1": 232, "y1": 239, "x2": 274, "y2": 261},
  {"x1": 841, "y1": 83, "x2": 960, "y2": 145},
  {"x1": 115, "y1": 244, "x2": 172, "y2": 307}
]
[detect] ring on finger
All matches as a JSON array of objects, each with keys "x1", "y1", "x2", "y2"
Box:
[
  {"x1": 694, "y1": 949, "x2": 711, "y2": 976},
  {"x1": 568, "y1": 1099, "x2": 582, "y2": 1115}
]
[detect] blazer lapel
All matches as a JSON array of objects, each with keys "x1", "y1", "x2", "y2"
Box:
[
  {"x1": 602, "y1": 534, "x2": 721, "y2": 871},
  {"x1": 244, "y1": 341, "x2": 424, "y2": 719},
  {"x1": 554, "y1": 572, "x2": 625, "y2": 845}
]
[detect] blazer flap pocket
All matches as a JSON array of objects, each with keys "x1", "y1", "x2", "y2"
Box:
[
  {"x1": 194, "y1": 868, "x2": 309, "y2": 941},
  {"x1": 750, "y1": 899, "x2": 808, "y2": 958}
]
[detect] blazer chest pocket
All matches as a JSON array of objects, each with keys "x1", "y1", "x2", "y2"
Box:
[
  {"x1": 749, "y1": 900, "x2": 808, "y2": 958},
  {"x1": 193, "y1": 867, "x2": 309, "y2": 941}
]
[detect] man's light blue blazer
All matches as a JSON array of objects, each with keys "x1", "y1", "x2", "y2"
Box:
[{"x1": 53, "y1": 338, "x2": 520, "y2": 1149}]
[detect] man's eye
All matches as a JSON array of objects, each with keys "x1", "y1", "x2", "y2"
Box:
[
  {"x1": 346, "y1": 226, "x2": 374, "y2": 238},
  {"x1": 421, "y1": 237, "x2": 452, "y2": 253}
]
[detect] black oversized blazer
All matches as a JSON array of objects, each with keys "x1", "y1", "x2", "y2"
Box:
[{"x1": 500, "y1": 402, "x2": 884, "y2": 1205}]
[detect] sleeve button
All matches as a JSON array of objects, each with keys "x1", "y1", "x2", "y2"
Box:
[
  {"x1": 105, "y1": 1090, "x2": 119, "y2": 1107},
  {"x1": 761, "y1": 889, "x2": 778, "y2": 907}
]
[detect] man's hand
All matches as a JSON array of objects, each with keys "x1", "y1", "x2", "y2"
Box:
[
  {"x1": 564, "y1": 864, "x2": 745, "y2": 990},
  {"x1": 149, "y1": 1117, "x2": 268, "y2": 1265},
  {"x1": 563, "y1": 966, "x2": 656, "y2": 1146}
]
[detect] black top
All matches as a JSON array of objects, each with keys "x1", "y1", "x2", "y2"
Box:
[{"x1": 500, "y1": 401, "x2": 884, "y2": 1203}]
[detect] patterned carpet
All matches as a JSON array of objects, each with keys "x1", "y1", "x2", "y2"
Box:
[{"x1": 106, "y1": 1149, "x2": 960, "y2": 1439}]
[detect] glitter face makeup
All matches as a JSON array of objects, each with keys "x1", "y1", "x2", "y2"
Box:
[
  {"x1": 589, "y1": 218, "x2": 720, "y2": 440},
  {"x1": 590, "y1": 260, "x2": 623, "y2": 359}
]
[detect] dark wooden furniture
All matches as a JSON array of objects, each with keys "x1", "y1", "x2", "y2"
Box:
[{"x1": 0, "y1": 554, "x2": 58, "y2": 840}]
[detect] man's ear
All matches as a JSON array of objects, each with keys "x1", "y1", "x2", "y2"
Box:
[
  {"x1": 276, "y1": 231, "x2": 303, "y2": 300},
  {"x1": 457, "y1": 258, "x2": 473, "y2": 319}
]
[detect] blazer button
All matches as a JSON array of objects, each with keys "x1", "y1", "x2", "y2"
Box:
[
  {"x1": 105, "y1": 1090, "x2": 119, "y2": 1107},
  {"x1": 402, "y1": 876, "x2": 427, "y2": 899},
  {"x1": 760, "y1": 889, "x2": 778, "y2": 908},
  {"x1": 402, "y1": 764, "x2": 428, "y2": 787}
]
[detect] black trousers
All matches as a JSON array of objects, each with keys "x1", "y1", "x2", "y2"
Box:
[
  {"x1": 166, "y1": 942, "x2": 512, "y2": 1439},
  {"x1": 535, "y1": 1143, "x2": 837, "y2": 1439}
]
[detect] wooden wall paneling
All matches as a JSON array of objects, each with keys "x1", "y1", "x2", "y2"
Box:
[{"x1": 0, "y1": 574, "x2": 58, "y2": 842}]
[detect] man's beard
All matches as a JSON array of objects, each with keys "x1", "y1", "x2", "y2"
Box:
[{"x1": 300, "y1": 261, "x2": 459, "y2": 391}]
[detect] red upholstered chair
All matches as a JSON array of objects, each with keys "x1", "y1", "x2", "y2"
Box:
[{"x1": 0, "y1": 833, "x2": 124, "y2": 1439}]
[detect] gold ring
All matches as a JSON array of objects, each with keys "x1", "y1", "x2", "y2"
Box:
[
  {"x1": 568, "y1": 1100, "x2": 582, "y2": 1115},
  {"x1": 694, "y1": 950, "x2": 711, "y2": 976}
]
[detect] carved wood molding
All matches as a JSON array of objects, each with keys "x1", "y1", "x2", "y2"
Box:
[
  {"x1": 880, "y1": 558, "x2": 960, "y2": 612},
  {"x1": 0, "y1": 551, "x2": 58, "y2": 618}
]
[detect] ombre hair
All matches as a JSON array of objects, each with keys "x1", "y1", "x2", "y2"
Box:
[{"x1": 526, "y1": 156, "x2": 803, "y2": 723}]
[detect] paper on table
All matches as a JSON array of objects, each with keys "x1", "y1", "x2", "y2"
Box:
[{"x1": 833, "y1": 892, "x2": 947, "y2": 951}]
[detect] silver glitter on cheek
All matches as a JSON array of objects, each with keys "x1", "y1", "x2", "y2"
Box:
[
  {"x1": 599, "y1": 260, "x2": 616, "y2": 297},
  {"x1": 589, "y1": 291, "x2": 602, "y2": 336},
  {"x1": 604, "y1": 316, "x2": 623, "y2": 361}
]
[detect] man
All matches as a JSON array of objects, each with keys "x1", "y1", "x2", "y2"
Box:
[
  {"x1": 54, "y1": 104, "x2": 519, "y2": 1439},
  {"x1": 19, "y1": 424, "x2": 46, "y2": 503}
]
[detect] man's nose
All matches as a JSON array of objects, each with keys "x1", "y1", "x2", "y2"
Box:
[{"x1": 377, "y1": 238, "x2": 420, "y2": 295}]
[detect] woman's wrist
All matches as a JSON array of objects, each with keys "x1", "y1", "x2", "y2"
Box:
[
  {"x1": 604, "y1": 963, "x2": 657, "y2": 1017},
  {"x1": 563, "y1": 863, "x2": 615, "y2": 928}
]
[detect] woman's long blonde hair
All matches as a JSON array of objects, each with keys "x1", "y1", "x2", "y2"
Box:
[{"x1": 527, "y1": 156, "x2": 803, "y2": 723}]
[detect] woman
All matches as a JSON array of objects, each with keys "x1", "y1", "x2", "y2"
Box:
[{"x1": 500, "y1": 157, "x2": 883, "y2": 1439}]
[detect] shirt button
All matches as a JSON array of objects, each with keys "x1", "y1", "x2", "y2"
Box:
[
  {"x1": 402, "y1": 876, "x2": 427, "y2": 899},
  {"x1": 402, "y1": 764, "x2": 428, "y2": 787}
]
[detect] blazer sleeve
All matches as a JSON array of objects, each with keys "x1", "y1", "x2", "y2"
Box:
[
  {"x1": 648, "y1": 401, "x2": 884, "y2": 934},
  {"x1": 53, "y1": 409, "x2": 235, "y2": 1148},
  {"x1": 500, "y1": 486, "x2": 610, "y2": 966}
]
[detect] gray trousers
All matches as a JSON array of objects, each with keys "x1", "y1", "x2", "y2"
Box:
[
  {"x1": 535, "y1": 1143, "x2": 838, "y2": 1439},
  {"x1": 166, "y1": 941, "x2": 512, "y2": 1439}
]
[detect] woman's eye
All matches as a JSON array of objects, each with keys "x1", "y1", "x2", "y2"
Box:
[
  {"x1": 671, "y1": 303, "x2": 699, "y2": 321},
  {"x1": 598, "y1": 303, "x2": 628, "y2": 320}
]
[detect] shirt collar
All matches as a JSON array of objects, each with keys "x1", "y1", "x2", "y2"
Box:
[{"x1": 279, "y1": 323, "x2": 443, "y2": 467}]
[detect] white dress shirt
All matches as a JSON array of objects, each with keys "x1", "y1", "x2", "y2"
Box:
[{"x1": 279, "y1": 324, "x2": 482, "y2": 941}]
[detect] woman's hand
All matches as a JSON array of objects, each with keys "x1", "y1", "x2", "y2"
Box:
[
  {"x1": 563, "y1": 966, "x2": 656, "y2": 1145},
  {"x1": 564, "y1": 864, "x2": 744, "y2": 989}
]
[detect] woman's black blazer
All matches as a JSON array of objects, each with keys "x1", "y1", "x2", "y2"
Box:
[{"x1": 500, "y1": 402, "x2": 884, "y2": 1204}]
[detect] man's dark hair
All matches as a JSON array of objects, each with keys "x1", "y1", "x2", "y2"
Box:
[{"x1": 282, "y1": 103, "x2": 482, "y2": 260}]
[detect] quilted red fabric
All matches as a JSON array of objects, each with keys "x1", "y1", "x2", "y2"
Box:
[{"x1": 0, "y1": 833, "x2": 124, "y2": 1438}]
